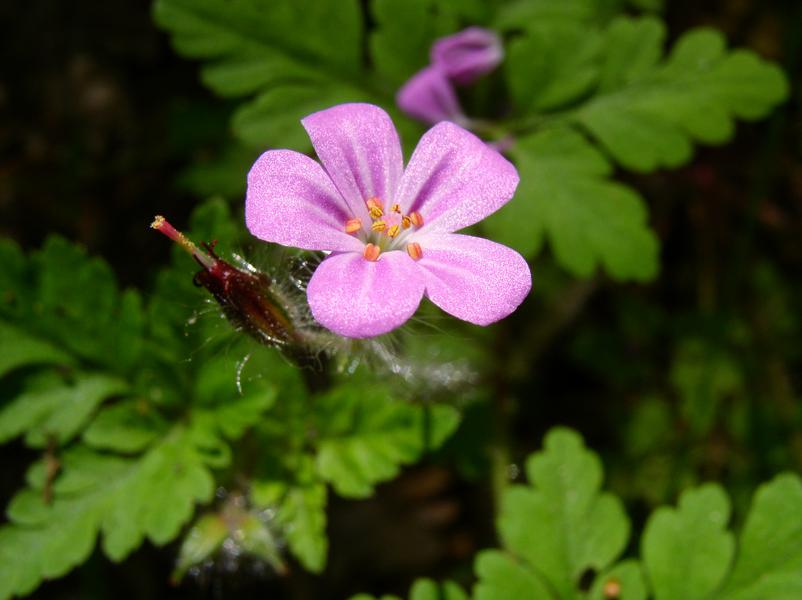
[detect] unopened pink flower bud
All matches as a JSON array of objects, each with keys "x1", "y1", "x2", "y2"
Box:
[
  {"x1": 431, "y1": 27, "x2": 503, "y2": 86},
  {"x1": 396, "y1": 65, "x2": 467, "y2": 126}
]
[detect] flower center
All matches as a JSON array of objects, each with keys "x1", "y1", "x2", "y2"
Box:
[{"x1": 344, "y1": 197, "x2": 424, "y2": 262}]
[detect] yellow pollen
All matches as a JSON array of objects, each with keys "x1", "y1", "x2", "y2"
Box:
[
  {"x1": 401, "y1": 215, "x2": 412, "y2": 229},
  {"x1": 406, "y1": 242, "x2": 423, "y2": 261},
  {"x1": 390, "y1": 203, "x2": 401, "y2": 213},
  {"x1": 409, "y1": 211, "x2": 424, "y2": 227},
  {"x1": 366, "y1": 197, "x2": 383, "y2": 218},
  {"x1": 345, "y1": 218, "x2": 362, "y2": 234},
  {"x1": 371, "y1": 220, "x2": 387, "y2": 232},
  {"x1": 387, "y1": 224, "x2": 400, "y2": 238},
  {"x1": 363, "y1": 243, "x2": 381, "y2": 262}
]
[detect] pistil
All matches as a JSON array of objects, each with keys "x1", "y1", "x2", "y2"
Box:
[{"x1": 151, "y1": 215, "x2": 215, "y2": 270}]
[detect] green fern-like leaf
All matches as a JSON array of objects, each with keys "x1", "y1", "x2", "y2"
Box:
[
  {"x1": 314, "y1": 386, "x2": 460, "y2": 498},
  {"x1": 576, "y1": 18, "x2": 789, "y2": 172},
  {"x1": 484, "y1": 127, "x2": 658, "y2": 280},
  {"x1": 0, "y1": 422, "x2": 218, "y2": 600},
  {"x1": 153, "y1": 0, "x2": 368, "y2": 149}
]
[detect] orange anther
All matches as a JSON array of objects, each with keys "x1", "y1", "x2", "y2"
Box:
[
  {"x1": 409, "y1": 211, "x2": 424, "y2": 227},
  {"x1": 345, "y1": 218, "x2": 362, "y2": 234},
  {"x1": 387, "y1": 224, "x2": 400, "y2": 238},
  {"x1": 390, "y1": 203, "x2": 401, "y2": 213},
  {"x1": 363, "y1": 243, "x2": 381, "y2": 262},
  {"x1": 406, "y1": 242, "x2": 422, "y2": 261},
  {"x1": 401, "y1": 215, "x2": 412, "y2": 229},
  {"x1": 371, "y1": 220, "x2": 387, "y2": 232},
  {"x1": 366, "y1": 197, "x2": 384, "y2": 218}
]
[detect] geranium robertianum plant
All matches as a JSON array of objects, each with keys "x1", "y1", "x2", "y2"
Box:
[{"x1": 0, "y1": 1, "x2": 798, "y2": 599}]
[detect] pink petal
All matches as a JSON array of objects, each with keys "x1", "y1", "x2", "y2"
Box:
[
  {"x1": 431, "y1": 27, "x2": 504, "y2": 86},
  {"x1": 302, "y1": 103, "x2": 404, "y2": 223},
  {"x1": 246, "y1": 150, "x2": 363, "y2": 252},
  {"x1": 395, "y1": 121, "x2": 519, "y2": 234},
  {"x1": 416, "y1": 233, "x2": 531, "y2": 326},
  {"x1": 307, "y1": 250, "x2": 425, "y2": 338},
  {"x1": 396, "y1": 65, "x2": 466, "y2": 126}
]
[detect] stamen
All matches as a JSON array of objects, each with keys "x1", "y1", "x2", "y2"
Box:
[
  {"x1": 401, "y1": 215, "x2": 412, "y2": 229},
  {"x1": 366, "y1": 197, "x2": 384, "y2": 219},
  {"x1": 363, "y1": 243, "x2": 381, "y2": 262},
  {"x1": 406, "y1": 242, "x2": 423, "y2": 261},
  {"x1": 390, "y1": 203, "x2": 401, "y2": 213},
  {"x1": 371, "y1": 220, "x2": 387, "y2": 232},
  {"x1": 409, "y1": 211, "x2": 424, "y2": 227},
  {"x1": 151, "y1": 215, "x2": 215, "y2": 269},
  {"x1": 345, "y1": 218, "x2": 362, "y2": 234},
  {"x1": 387, "y1": 224, "x2": 400, "y2": 238}
]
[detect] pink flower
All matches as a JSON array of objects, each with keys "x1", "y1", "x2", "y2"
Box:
[
  {"x1": 245, "y1": 103, "x2": 531, "y2": 339},
  {"x1": 432, "y1": 27, "x2": 503, "y2": 86},
  {"x1": 396, "y1": 65, "x2": 467, "y2": 126}
]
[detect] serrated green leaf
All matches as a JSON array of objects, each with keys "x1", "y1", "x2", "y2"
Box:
[
  {"x1": 0, "y1": 321, "x2": 73, "y2": 378},
  {"x1": 154, "y1": 0, "x2": 362, "y2": 83},
  {"x1": 485, "y1": 127, "x2": 658, "y2": 280},
  {"x1": 369, "y1": 0, "x2": 458, "y2": 87},
  {"x1": 232, "y1": 82, "x2": 366, "y2": 149},
  {"x1": 0, "y1": 423, "x2": 217, "y2": 599},
  {"x1": 315, "y1": 387, "x2": 460, "y2": 498},
  {"x1": 473, "y1": 550, "x2": 555, "y2": 600},
  {"x1": 576, "y1": 19, "x2": 789, "y2": 172},
  {"x1": 24, "y1": 374, "x2": 128, "y2": 447},
  {"x1": 506, "y1": 23, "x2": 602, "y2": 112},
  {"x1": 0, "y1": 372, "x2": 127, "y2": 447},
  {"x1": 82, "y1": 400, "x2": 165, "y2": 453},
  {"x1": 597, "y1": 16, "x2": 665, "y2": 92},
  {"x1": 642, "y1": 484, "x2": 734, "y2": 600},
  {"x1": 497, "y1": 428, "x2": 629, "y2": 599},
  {"x1": 718, "y1": 474, "x2": 802, "y2": 599},
  {"x1": 32, "y1": 237, "x2": 145, "y2": 371},
  {"x1": 0, "y1": 236, "x2": 146, "y2": 375},
  {"x1": 154, "y1": 0, "x2": 367, "y2": 149}
]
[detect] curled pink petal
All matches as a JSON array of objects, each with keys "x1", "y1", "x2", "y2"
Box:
[
  {"x1": 396, "y1": 65, "x2": 466, "y2": 126},
  {"x1": 302, "y1": 103, "x2": 404, "y2": 222},
  {"x1": 246, "y1": 150, "x2": 363, "y2": 252},
  {"x1": 307, "y1": 250, "x2": 425, "y2": 338},
  {"x1": 416, "y1": 233, "x2": 531, "y2": 325},
  {"x1": 432, "y1": 27, "x2": 504, "y2": 85},
  {"x1": 395, "y1": 121, "x2": 519, "y2": 233}
]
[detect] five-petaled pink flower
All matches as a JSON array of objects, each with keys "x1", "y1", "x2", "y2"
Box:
[{"x1": 245, "y1": 103, "x2": 531, "y2": 338}]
